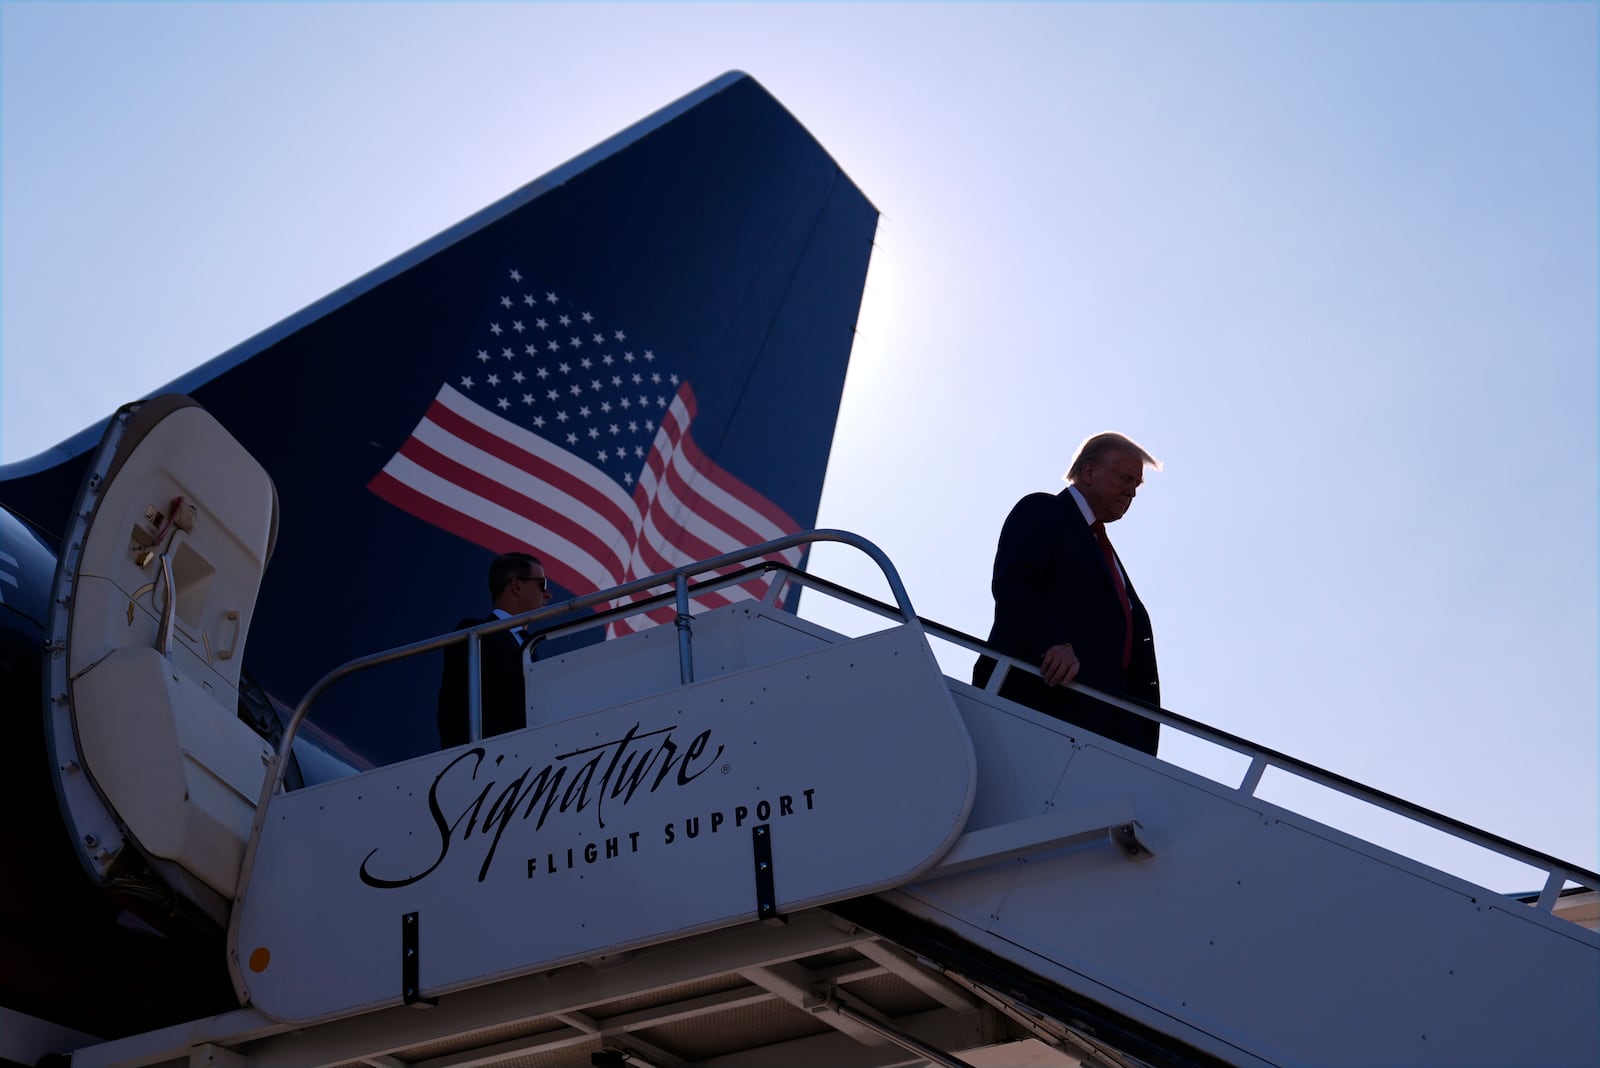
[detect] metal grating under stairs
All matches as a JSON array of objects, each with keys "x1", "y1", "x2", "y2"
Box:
[{"x1": 71, "y1": 908, "x2": 1144, "y2": 1068}]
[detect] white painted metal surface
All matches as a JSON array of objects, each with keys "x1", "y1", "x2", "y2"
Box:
[
  {"x1": 883, "y1": 683, "x2": 1600, "y2": 1068},
  {"x1": 46, "y1": 396, "x2": 277, "y2": 911},
  {"x1": 232, "y1": 617, "x2": 976, "y2": 1024},
  {"x1": 68, "y1": 911, "x2": 1031, "y2": 1068},
  {"x1": 527, "y1": 599, "x2": 836, "y2": 727}
]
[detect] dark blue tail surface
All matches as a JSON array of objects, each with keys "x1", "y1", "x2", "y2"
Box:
[{"x1": 1, "y1": 72, "x2": 877, "y2": 766}]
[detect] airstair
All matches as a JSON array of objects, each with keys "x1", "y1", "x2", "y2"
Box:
[{"x1": 54, "y1": 530, "x2": 1600, "y2": 1068}]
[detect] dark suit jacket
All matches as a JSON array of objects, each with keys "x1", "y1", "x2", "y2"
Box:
[
  {"x1": 973, "y1": 489, "x2": 1160, "y2": 754},
  {"x1": 436, "y1": 616, "x2": 529, "y2": 749}
]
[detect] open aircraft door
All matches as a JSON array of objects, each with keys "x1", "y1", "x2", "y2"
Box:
[{"x1": 45, "y1": 395, "x2": 278, "y2": 926}]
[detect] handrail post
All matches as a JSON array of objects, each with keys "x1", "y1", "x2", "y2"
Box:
[
  {"x1": 675, "y1": 571, "x2": 694, "y2": 684},
  {"x1": 1239, "y1": 755, "x2": 1270, "y2": 797},
  {"x1": 1536, "y1": 869, "x2": 1566, "y2": 913},
  {"x1": 466, "y1": 634, "x2": 483, "y2": 742},
  {"x1": 761, "y1": 568, "x2": 788, "y2": 606},
  {"x1": 985, "y1": 657, "x2": 1010, "y2": 694}
]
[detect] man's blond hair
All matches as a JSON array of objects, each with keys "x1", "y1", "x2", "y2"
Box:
[{"x1": 1064, "y1": 432, "x2": 1161, "y2": 483}]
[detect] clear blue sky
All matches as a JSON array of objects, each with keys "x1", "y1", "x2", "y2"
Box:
[{"x1": 2, "y1": 1, "x2": 1595, "y2": 892}]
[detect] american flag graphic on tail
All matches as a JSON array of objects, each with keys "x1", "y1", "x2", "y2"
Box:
[{"x1": 369, "y1": 269, "x2": 804, "y2": 635}]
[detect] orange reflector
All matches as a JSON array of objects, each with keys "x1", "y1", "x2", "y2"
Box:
[{"x1": 249, "y1": 947, "x2": 271, "y2": 973}]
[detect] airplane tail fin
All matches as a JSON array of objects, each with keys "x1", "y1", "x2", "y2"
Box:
[{"x1": 1, "y1": 71, "x2": 878, "y2": 765}]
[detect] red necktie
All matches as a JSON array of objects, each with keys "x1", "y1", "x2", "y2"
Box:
[{"x1": 1093, "y1": 521, "x2": 1134, "y2": 669}]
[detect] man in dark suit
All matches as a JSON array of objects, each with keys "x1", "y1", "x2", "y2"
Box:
[
  {"x1": 436, "y1": 551, "x2": 552, "y2": 749},
  {"x1": 973, "y1": 433, "x2": 1162, "y2": 755}
]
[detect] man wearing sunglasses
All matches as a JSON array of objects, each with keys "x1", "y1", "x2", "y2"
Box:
[{"x1": 436, "y1": 551, "x2": 553, "y2": 748}]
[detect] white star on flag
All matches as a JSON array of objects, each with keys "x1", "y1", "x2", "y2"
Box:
[{"x1": 370, "y1": 274, "x2": 802, "y2": 636}]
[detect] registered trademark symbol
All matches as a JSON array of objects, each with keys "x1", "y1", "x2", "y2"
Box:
[{"x1": 721, "y1": 763, "x2": 731, "y2": 774}]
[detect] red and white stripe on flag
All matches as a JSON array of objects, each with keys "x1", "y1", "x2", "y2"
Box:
[
  {"x1": 609, "y1": 387, "x2": 804, "y2": 635},
  {"x1": 369, "y1": 383, "x2": 803, "y2": 634}
]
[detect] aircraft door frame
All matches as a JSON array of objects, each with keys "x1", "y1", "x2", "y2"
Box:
[{"x1": 44, "y1": 394, "x2": 279, "y2": 924}]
